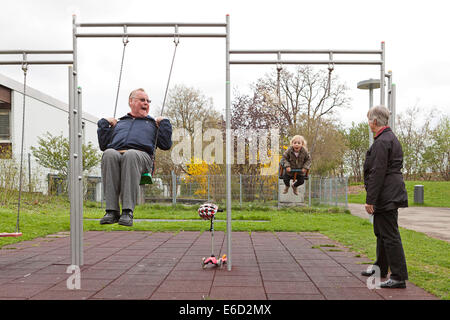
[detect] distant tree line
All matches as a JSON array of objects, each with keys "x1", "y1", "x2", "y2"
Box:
[{"x1": 153, "y1": 67, "x2": 448, "y2": 182}]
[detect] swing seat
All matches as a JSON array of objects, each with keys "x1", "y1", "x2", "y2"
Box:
[
  {"x1": 279, "y1": 163, "x2": 309, "y2": 181},
  {"x1": 140, "y1": 173, "x2": 153, "y2": 185},
  {"x1": 0, "y1": 232, "x2": 23, "y2": 238}
]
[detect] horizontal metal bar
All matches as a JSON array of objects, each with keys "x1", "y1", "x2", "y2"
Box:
[
  {"x1": 230, "y1": 49, "x2": 382, "y2": 54},
  {"x1": 75, "y1": 32, "x2": 227, "y2": 38},
  {"x1": 0, "y1": 50, "x2": 73, "y2": 55},
  {"x1": 77, "y1": 22, "x2": 227, "y2": 27},
  {"x1": 0, "y1": 60, "x2": 73, "y2": 65},
  {"x1": 229, "y1": 60, "x2": 383, "y2": 65}
]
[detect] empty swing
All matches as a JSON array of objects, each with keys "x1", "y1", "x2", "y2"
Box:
[
  {"x1": 112, "y1": 26, "x2": 179, "y2": 185},
  {"x1": 1, "y1": 62, "x2": 28, "y2": 238}
]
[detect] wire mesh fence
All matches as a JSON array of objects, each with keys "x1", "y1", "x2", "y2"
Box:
[
  {"x1": 140, "y1": 174, "x2": 348, "y2": 208},
  {"x1": 1, "y1": 151, "x2": 348, "y2": 208}
]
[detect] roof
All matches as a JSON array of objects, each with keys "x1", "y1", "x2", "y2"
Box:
[{"x1": 0, "y1": 72, "x2": 98, "y2": 124}]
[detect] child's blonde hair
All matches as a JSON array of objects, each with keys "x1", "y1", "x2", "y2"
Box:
[{"x1": 290, "y1": 135, "x2": 308, "y2": 151}]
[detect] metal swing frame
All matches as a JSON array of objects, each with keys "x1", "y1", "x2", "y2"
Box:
[
  {"x1": 1, "y1": 16, "x2": 397, "y2": 274},
  {"x1": 0, "y1": 50, "x2": 74, "y2": 239}
]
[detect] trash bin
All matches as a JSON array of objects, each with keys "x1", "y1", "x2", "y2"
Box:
[{"x1": 414, "y1": 185, "x2": 424, "y2": 204}]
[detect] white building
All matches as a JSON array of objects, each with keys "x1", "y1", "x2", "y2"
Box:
[{"x1": 0, "y1": 73, "x2": 102, "y2": 200}]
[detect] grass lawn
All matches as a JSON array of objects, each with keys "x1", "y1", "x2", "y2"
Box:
[
  {"x1": 1, "y1": 197, "x2": 449, "y2": 300},
  {"x1": 348, "y1": 180, "x2": 450, "y2": 207}
]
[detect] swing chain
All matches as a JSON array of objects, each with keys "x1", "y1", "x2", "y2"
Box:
[
  {"x1": 113, "y1": 26, "x2": 130, "y2": 119},
  {"x1": 275, "y1": 52, "x2": 283, "y2": 106},
  {"x1": 16, "y1": 54, "x2": 29, "y2": 234},
  {"x1": 122, "y1": 25, "x2": 129, "y2": 46},
  {"x1": 326, "y1": 52, "x2": 334, "y2": 97},
  {"x1": 173, "y1": 25, "x2": 180, "y2": 46},
  {"x1": 151, "y1": 29, "x2": 180, "y2": 175}
]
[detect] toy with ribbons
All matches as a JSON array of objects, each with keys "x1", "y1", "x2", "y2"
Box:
[{"x1": 198, "y1": 203, "x2": 227, "y2": 268}]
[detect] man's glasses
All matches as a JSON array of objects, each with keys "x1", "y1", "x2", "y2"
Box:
[{"x1": 133, "y1": 97, "x2": 151, "y2": 104}]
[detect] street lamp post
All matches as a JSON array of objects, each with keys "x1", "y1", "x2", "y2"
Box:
[{"x1": 357, "y1": 79, "x2": 381, "y2": 147}]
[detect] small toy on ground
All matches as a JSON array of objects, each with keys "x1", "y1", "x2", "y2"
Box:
[{"x1": 198, "y1": 203, "x2": 227, "y2": 269}]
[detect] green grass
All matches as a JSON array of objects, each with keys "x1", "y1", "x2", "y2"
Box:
[
  {"x1": 348, "y1": 180, "x2": 450, "y2": 207},
  {"x1": 1, "y1": 196, "x2": 449, "y2": 300}
]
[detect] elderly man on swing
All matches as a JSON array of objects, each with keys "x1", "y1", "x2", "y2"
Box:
[{"x1": 97, "y1": 88, "x2": 173, "y2": 226}]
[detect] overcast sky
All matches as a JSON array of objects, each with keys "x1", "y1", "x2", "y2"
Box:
[{"x1": 1, "y1": 0, "x2": 449, "y2": 128}]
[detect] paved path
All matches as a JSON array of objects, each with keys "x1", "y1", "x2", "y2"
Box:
[
  {"x1": 0, "y1": 231, "x2": 437, "y2": 300},
  {"x1": 347, "y1": 204, "x2": 450, "y2": 242}
]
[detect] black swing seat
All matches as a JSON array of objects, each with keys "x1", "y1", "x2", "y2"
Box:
[
  {"x1": 278, "y1": 162, "x2": 309, "y2": 180},
  {"x1": 0, "y1": 232, "x2": 22, "y2": 238}
]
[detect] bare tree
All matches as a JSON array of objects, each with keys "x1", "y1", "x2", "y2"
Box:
[
  {"x1": 231, "y1": 66, "x2": 350, "y2": 176},
  {"x1": 396, "y1": 105, "x2": 435, "y2": 179},
  {"x1": 161, "y1": 84, "x2": 223, "y2": 176},
  {"x1": 165, "y1": 84, "x2": 221, "y2": 135}
]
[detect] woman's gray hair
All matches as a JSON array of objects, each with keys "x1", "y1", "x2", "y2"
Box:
[{"x1": 367, "y1": 105, "x2": 390, "y2": 126}]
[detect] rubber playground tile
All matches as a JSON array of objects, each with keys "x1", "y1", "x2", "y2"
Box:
[
  {"x1": 302, "y1": 266, "x2": 353, "y2": 277},
  {"x1": 267, "y1": 293, "x2": 325, "y2": 300},
  {"x1": 258, "y1": 262, "x2": 304, "y2": 271},
  {"x1": 7, "y1": 272, "x2": 68, "y2": 285},
  {"x1": 166, "y1": 270, "x2": 215, "y2": 281},
  {"x1": 213, "y1": 266, "x2": 256, "y2": 276},
  {"x1": 172, "y1": 261, "x2": 209, "y2": 271},
  {"x1": 80, "y1": 267, "x2": 127, "y2": 280},
  {"x1": 376, "y1": 285, "x2": 439, "y2": 300},
  {"x1": 263, "y1": 281, "x2": 320, "y2": 295},
  {"x1": 91, "y1": 284, "x2": 158, "y2": 300},
  {"x1": 291, "y1": 253, "x2": 331, "y2": 260},
  {"x1": 150, "y1": 292, "x2": 208, "y2": 300},
  {"x1": 259, "y1": 270, "x2": 310, "y2": 282},
  {"x1": 319, "y1": 287, "x2": 384, "y2": 300},
  {"x1": 296, "y1": 259, "x2": 341, "y2": 267},
  {"x1": 30, "y1": 289, "x2": 96, "y2": 300},
  {"x1": 309, "y1": 275, "x2": 368, "y2": 288},
  {"x1": 256, "y1": 255, "x2": 296, "y2": 263},
  {"x1": 208, "y1": 286, "x2": 267, "y2": 300},
  {"x1": 0, "y1": 283, "x2": 53, "y2": 299},
  {"x1": 0, "y1": 231, "x2": 440, "y2": 300},
  {"x1": 102, "y1": 254, "x2": 145, "y2": 263},
  {"x1": 50, "y1": 278, "x2": 112, "y2": 291},
  {"x1": 110, "y1": 274, "x2": 166, "y2": 286},
  {"x1": 34, "y1": 263, "x2": 81, "y2": 274},
  {"x1": 88, "y1": 260, "x2": 138, "y2": 270},
  {"x1": 212, "y1": 275, "x2": 263, "y2": 287},
  {"x1": 155, "y1": 280, "x2": 212, "y2": 293}
]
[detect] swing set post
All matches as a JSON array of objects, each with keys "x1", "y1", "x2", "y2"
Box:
[{"x1": 0, "y1": 50, "x2": 73, "y2": 239}]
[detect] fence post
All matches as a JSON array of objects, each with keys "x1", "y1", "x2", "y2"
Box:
[
  {"x1": 28, "y1": 153, "x2": 32, "y2": 193},
  {"x1": 329, "y1": 178, "x2": 332, "y2": 206},
  {"x1": 345, "y1": 176, "x2": 348, "y2": 209},
  {"x1": 319, "y1": 177, "x2": 322, "y2": 205},
  {"x1": 308, "y1": 175, "x2": 311, "y2": 207},
  {"x1": 171, "y1": 171, "x2": 176, "y2": 207},
  {"x1": 139, "y1": 185, "x2": 145, "y2": 205},
  {"x1": 335, "y1": 178, "x2": 338, "y2": 207},
  {"x1": 207, "y1": 174, "x2": 210, "y2": 202},
  {"x1": 239, "y1": 174, "x2": 242, "y2": 207}
]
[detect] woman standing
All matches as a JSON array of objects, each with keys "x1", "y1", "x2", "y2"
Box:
[{"x1": 362, "y1": 105, "x2": 409, "y2": 289}]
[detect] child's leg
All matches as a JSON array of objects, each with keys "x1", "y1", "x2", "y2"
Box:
[
  {"x1": 293, "y1": 175, "x2": 305, "y2": 187},
  {"x1": 283, "y1": 176, "x2": 291, "y2": 187}
]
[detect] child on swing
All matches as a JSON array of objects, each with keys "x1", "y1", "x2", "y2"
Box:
[{"x1": 281, "y1": 135, "x2": 311, "y2": 195}]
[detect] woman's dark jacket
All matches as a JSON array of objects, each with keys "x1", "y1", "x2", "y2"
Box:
[
  {"x1": 363, "y1": 127, "x2": 408, "y2": 211},
  {"x1": 97, "y1": 114, "x2": 173, "y2": 156}
]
